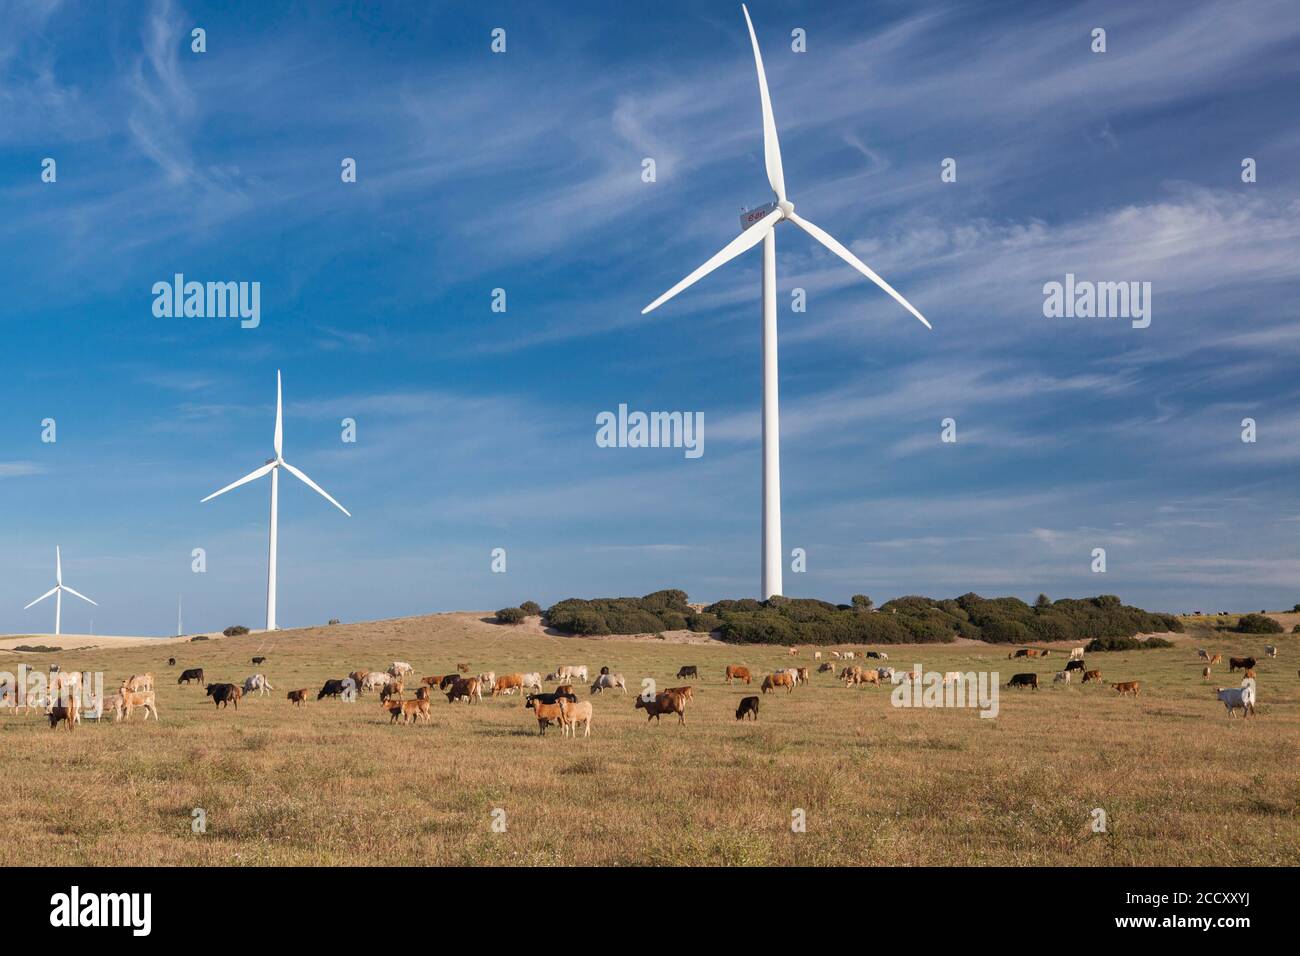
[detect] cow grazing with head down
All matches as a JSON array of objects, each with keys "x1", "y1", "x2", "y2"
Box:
[
  {"x1": 818, "y1": 662, "x2": 835, "y2": 673},
  {"x1": 676, "y1": 665, "x2": 698, "y2": 679},
  {"x1": 1265, "y1": 645, "x2": 1278, "y2": 659},
  {"x1": 1082, "y1": 670, "x2": 1102, "y2": 684},
  {"x1": 385, "y1": 697, "x2": 431, "y2": 724},
  {"x1": 1006, "y1": 673, "x2": 1038, "y2": 690},
  {"x1": 446, "y1": 677, "x2": 481, "y2": 704},
  {"x1": 1229, "y1": 657, "x2": 1257, "y2": 673},
  {"x1": 178, "y1": 668, "x2": 204, "y2": 685},
  {"x1": 735, "y1": 696, "x2": 759, "y2": 721},
  {"x1": 590, "y1": 673, "x2": 626, "y2": 695},
  {"x1": 1065, "y1": 659, "x2": 1085, "y2": 673},
  {"x1": 725, "y1": 665, "x2": 752, "y2": 686},
  {"x1": 287, "y1": 689, "x2": 307, "y2": 706},
  {"x1": 206, "y1": 683, "x2": 242, "y2": 709},
  {"x1": 493, "y1": 674, "x2": 525, "y2": 697},
  {"x1": 243, "y1": 674, "x2": 274, "y2": 697},
  {"x1": 1110, "y1": 681, "x2": 1140, "y2": 697},
  {"x1": 1209, "y1": 654, "x2": 1223, "y2": 666},
  {"x1": 318, "y1": 679, "x2": 347, "y2": 700},
  {"x1": 1053, "y1": 670, "x2": 1071, "y2": 684},
  {"x1": 251, "y1": 656, "x2": 267, "y2": 665},
  {"x1": 636, "y1": 690, "x2": 687, "y2": 725},
  {"x1": 762, "y1": 672, "x2": 794, "y2": 694}
]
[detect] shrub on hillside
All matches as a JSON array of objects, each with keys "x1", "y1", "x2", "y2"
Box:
[
  {"x1": 1236, "y1": 613, "x2": 1282, "y2": 634},
  {"x1": 223, "y1": 625, "x2": 249, "y2": 637},
  {"x1": 495, "y1": 607, "x2": 525, "y2": 625},
  {"x1": 1086, "y1": 635, "x2": 1174, "y2": 652},
  {"x1": 519, "y1": 601, "x2": 541, "y2": 615}
]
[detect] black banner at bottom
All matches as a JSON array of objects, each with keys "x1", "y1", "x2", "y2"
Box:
[{"x1": 10, "y1": 866, "x2": 1281, "y2": 940}]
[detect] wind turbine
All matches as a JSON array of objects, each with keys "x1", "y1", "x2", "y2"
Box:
[
  {"x1": 642, "y1": 4, "x2": 932, "y2": 600},
  {"x1": 23, "y1": 546, "x2": 98, "y2": 636},
  {"x1": 201, "y1": 370, "x2": 350, "y2": 631}
]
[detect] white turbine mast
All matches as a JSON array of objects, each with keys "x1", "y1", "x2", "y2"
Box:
[
  {"x1": 642, "y1": 4, "x2": 932, "y2": 600},
  {"x1": 23, "y1": 545, "x2": 98, "y2": 636},
  {"x1": 201, "y1": 370, "x2": 350, "y2": 630}
]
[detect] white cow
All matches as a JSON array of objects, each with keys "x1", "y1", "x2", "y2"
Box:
[
  {"x1": 1054, "y1": 670, "x2": 1072, "y2": 684},
  {"x1": 590, "y1": 673, "x2": 627, "y2": 694},
  {"x1": 877, "y1": 667, "x2": 895, "y2": 682},
  {"x1": 388, "y1": 661, "x2": 414, "y2": 678},
  {"x1": 521, "y1": 672, "x2": 542, "y2": 692},
  {"x1": 243, "y1": 674, "x2": 274, "y2": 697},
  {"x1": 813, "y1": 651, "x2": 822, "y2": 660},
  {"x1": 556, "y1": 665, "x2": 588, "y2": 682},
  {"x1": 831, "y1": 651, "x2": 842, "y2": 660},
  {"x1": 842, "y1": 651, "x2": 856, "y2": 660},
  {"x1": 1070, "y1": 647, "x2": 1086, "y2": 661},
  {"x1": 1216, "y1": 684, "x2": 1255, "y2": 717},
  {"x1": 477, "y1": 672, "x2": 496, "y2": 692},
  {"x1": 362, "y1": 672, "x2": 395, "y2": 692},
  {"x1": 1265, "y1": 645, "x2": 1278, "y2": 659}
]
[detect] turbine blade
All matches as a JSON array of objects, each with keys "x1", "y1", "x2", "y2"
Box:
[
  {"x1": 642, "y1": 209, "x2": 781, "y2": 314},
  {"x1": 742, "y1": 4, "x2": 786, "y2": 202},
  {"x1": 201, "y1": 462, "x2": 275, "y2": 503},
  {"x1": 62, "y1": 585, "x2": 98, "y2": 607},
  {"x1": 274, "y1": 369, "x2": 284, "y2": 458},
  {"x1": 24, "y1": 587, "x2": 58, "y2": 610},
  {"x1": 281, "y1": 460, "x2": 351, "y2": 517},
  {"x1": 787, "y1": 212, "x2": 932, "y2": 330}
]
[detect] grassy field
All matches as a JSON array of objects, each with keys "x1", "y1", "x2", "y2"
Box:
[{"x1": 2, "y1": 612, "x2": 1296, "y2": 866}]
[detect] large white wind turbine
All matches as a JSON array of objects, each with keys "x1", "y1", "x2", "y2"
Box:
[
  {"x1": 24, "y1": 546, "x2": 98, "y2": 636},
  {"x1": 643, "y1": 4, "x2": 932, "y2": 600},
  {"x1": 201, "y1": 371, "x2": 350, "y2": 631}
]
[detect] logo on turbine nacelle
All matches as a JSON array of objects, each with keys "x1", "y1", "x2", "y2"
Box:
[{"x1": 739, "y1": 201, "x2": 778, "y2": 232}]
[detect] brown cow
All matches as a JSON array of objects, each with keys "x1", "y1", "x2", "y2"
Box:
[
  {"x1": 1082, "y1": 670, "x2": 1102, "y2": 684},
  {"x1": 635, "y1": 691, "x2": 686, "y2": 724},
  {"x1": 446, "y1": 677, "x2": 481, "y2": 704},
  {"x1": 553, "y1": 684, "x2": 575, "y2": 697},
  {"x1": 493, "y1": 674, "x2": 524, "y2": 697},
  {"x1": 725, "y1": 665, "x2": 752, "y2": 686},
  {"x1": 664, "y1": 685, "x2": 694, "y2": 702},
  {"x1": 47, "y1": 696, "x2": 78, "y2": 731},
  {"x1": 456, "y1": 663, "x2": 471, "y2": 673},
  {"x1": 349, "y1": 670, "x2": 371, "y2": 693},
  {"x1": 1110, "y1": 681, "x2": 1140, "y2": 697},
  {"x1": 385, "y1": 698, "x2": 431, "y2": 724},
  {"x1": 206, "y1": 683, "x2": 242, "y2": 709},
  {"x1": 1229, "y1": 657, "x2": 1257, "y2": 673},
  {"x1": 380, "y1": 681, "x2": 404, "y2": 703},
  {"x1": 287, "y1": 689, "x2": 307, "y2": 706},
  {"x1": 527, "y1": 696, "x2": 564, "y2": 735},
  {"x1": 1209, "y1": 654, "x2": 1223, "y2": 665},
  {"x1": 762, "y1": 672, "x2": 794, "y2": 694}
]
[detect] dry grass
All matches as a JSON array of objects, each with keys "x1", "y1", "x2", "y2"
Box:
[{"x1": 1, "y1": 612, "x2": 1296, "y2": 866}]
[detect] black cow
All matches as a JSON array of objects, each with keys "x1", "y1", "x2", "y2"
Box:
[
  {"x1": 251, "y1": 656, "x2": 266, "y2": 665},
  {"x1": 735, "y1": 696, "x2": 760, "y2": 721},
  {"x1": 524, "y1": 691, "x2": 577, "y2": 709},
  {"x1": 676, "y1": 665, "x2": 699, "y2": 679},
  {"x1": 1006, "y1": 673, "x2": 1038, "y2": 690},
  {"x1": 1065, "y1": 659, "x2": 1085, "y2": 672},
  {"x1": 205, "y1": 683, "x2": 241, "y2": 709},
  {"x1": 599, "y1": 666, "x2": 610, "y2": 676},
  {"x1": 439, "y1": 674, "x2": 461, "y2": 690},
  {"x1": 178, "y1": 668, "x2": 204, "y2": 685},
  {"x1": 1229, "y1": 657, "x2": 1257, "y2": 673},
  {"x1": 318, "y1": 678, "x2": 347, "y2": 700},
  {"x1": 866, "y1": 651, "x2": 882, "y2": 659},
  {"x1": 167, "y1": 657, "x2": 176, "y2": 667}
]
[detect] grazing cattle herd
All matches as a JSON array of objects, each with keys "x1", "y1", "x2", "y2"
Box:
[{"x1": 0, "y1": 635, "x2": 1286, "y2": 736}]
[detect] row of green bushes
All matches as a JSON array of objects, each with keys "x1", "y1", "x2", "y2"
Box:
[{"x1": 533, "y1": 590, "x2": 1183, "y2": 646}]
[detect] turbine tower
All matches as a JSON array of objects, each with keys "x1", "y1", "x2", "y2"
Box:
[
  {"x1": 201, "y1": 370, "x2": 350, "y2": 630},
  {"x1": 642, "y1": 4, "x2": 932, "y2": 599},
  {"x1": 23, "y1": 546, "x2": 98, "y2": 636}
]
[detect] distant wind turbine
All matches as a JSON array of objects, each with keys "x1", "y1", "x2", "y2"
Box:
[
  {"x1": 201, "y1": 370, "x2": 350, "y2": 631},
  {"x1": 24, "y1": 546, "x2": 98, "y2": 636},
  {"x1": 642, "y1": 4, "x2": 932, "y2": 600}
]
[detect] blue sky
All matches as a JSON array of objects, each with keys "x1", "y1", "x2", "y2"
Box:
[{"x1": 2, "y1": 0, "x2": 1299, "y2": 635}]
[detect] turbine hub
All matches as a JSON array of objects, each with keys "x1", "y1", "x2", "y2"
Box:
[{"x1": 777, "y1": 199, "x2": 795, "y2": 217}]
